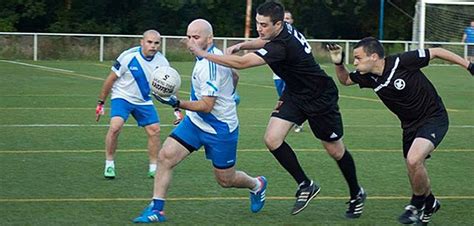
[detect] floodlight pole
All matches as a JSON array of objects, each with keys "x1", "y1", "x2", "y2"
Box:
[{"x1": 379, "y1": 0, "x2": 385, "y2": 40}]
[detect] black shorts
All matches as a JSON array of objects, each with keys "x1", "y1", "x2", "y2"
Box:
[
  {"x1": 402, "y1": 112, "x2": 449, "y2": 158},
  {"x1": 271, "y1": 81, "x2": 343, "y2": 142}
]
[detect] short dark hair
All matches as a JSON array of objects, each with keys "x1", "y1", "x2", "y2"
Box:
[
  {"x1": 256, "y1": 1, "x2": 285, "y2": 25},
  {"x1": 354, "y1": 37, "x2": 385, "y2": 58}
]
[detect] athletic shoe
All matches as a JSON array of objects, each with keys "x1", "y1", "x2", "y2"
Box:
[
  {"x1": 147, "y1": 170, "x2": 155, "y2": 178},
  {"x1": 294, "y1": 124, "x2": 303, "y2": 133},
  {"x1": 133, "y1": 209, "x2": 166, "y2": 223},
  {"x1": 398, "y1": 204, "x2": 421, "y2": 224},
  {"x1": 291, "y1": 181, "x2": 320, "y2": 215},
  {"x1": 250, "y1": 176, "x2": 267, "y2": 213},
  {"x1": 104, "y1": 166, "x2": 116, "y2": 179},
  {"x1": 420, "y1": 199, "x2": 441, "y2": 225},
  {"x1": 345, "y1": 187, "x2": 367, "y2": 218}
]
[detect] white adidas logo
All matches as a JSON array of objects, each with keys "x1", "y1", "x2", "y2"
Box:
[{"x1": 330, "y1": 132, "x2": 338, "y2": 139}]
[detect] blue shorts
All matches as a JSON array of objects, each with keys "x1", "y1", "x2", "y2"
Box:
[
  {"x1": 110, "y1": 98, "x2": 159, "y2": 127},
  {"x1": 170, "y1": 116, "x2": 239, "y2": 169},
  {"x1": 274, "y1": 78, "x2": 286, "y2": 97}
]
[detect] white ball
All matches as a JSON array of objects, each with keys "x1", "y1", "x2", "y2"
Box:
[{"x1": 150, "y1": 66, "x2": 181, "y2": 100}]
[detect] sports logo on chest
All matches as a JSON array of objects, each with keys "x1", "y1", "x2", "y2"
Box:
[{"x1": 393, "y1": 78, "x2": 406, "y2": 90}]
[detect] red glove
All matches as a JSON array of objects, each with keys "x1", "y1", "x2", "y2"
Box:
[
  {"x1": 96, "y1": 100, "x2": 105, "y2": 122},
  {"x1": 173, "y1": 108, "x2": 183, "y2": 125}
]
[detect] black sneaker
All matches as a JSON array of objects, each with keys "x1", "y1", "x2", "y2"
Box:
[
  {"x1": 398, "y1": 204, "x2": 421, "y2": 224},
  {"x1": 345, "y1": 187, "x2": 367, "y2": 218},
  {"x1": 291, "y1": 181, "x2": 320, "y2": 215},
  {"x1": 420, "y1": 199, "x2": 441, "y2": 225}
]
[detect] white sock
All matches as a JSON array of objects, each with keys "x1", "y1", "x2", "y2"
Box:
[
  {"x1": 251, "y1": 177, "x2": 262, "y2": 193},
  {"x1": 149, "y1": 164, "x2": 157, "y2": 172},
  {"x1": 105, "y1": 160, "x2": 115, "y2": 168}
]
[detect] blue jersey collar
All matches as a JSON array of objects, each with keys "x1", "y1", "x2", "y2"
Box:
[
  {"x1": 196, "y1": 44, "x2": 215, "y2": 61},
  {"x1": 139, "y1": 47, "x2": 155, "y2": 61}
]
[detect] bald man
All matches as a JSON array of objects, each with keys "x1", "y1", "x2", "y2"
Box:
[
  {"x1": 97, "y1": 30, "x2": 169, "y2": 179},
  {"x1": 133, "y1": 19, "x2": 267, "y2": 223}
]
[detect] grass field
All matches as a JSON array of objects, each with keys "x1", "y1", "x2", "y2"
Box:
[{"x1": 0, "y1": 59, "x2": 473, "y2": 225}]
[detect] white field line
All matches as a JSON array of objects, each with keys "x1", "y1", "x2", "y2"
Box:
[
  {"x1": 0, "y1": 148, "x2": 472, "y2": 154},
  {"x1": 1, "y1": 60, "x2": 470, "y2": 111},
  {"x1": 0, "y1": 195, "x2": 473, "y2": 203},
  {"x1": 0, "y1": 124, "x2": 472, "y2": 128}
]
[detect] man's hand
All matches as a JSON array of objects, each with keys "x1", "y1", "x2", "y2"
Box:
[
  {"x1": 182, "y1": 37, "x2": 207, "y2": 58},
  {"x1": 173, "y1": 108, "x2": 184, "y2": 125},
  {"x1": 152, "y1": 92, "x2": 180, "y2": 108},
  {"x1": 95, "y1": 100, "x2": 105, "y2": 122},
  {"x1": 326, "y1": 43, "x2": 345, "y2": 65},
  {"x1": 468, "y1": 62, "x2": 474, "y2": 76},
  {"x1": 225, "y1": 43, "x2": 241, "y2": 55}
]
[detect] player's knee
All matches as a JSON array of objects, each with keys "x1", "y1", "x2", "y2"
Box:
[
  {"x1": 406, "y1": 156, "x2": 423, "y2": 170},
  {"x1": 147, "y1": 124, "x2": 161, "y2": 137},
  {"x1": 107, "y1": 125, "x2": 122, "y2": 137},
  {"x1": 157, "y1": 148, "x2": 176, "y2": 167},
  {"x1": 263, "y1": 133, "x2": 281, "y2": 150}
]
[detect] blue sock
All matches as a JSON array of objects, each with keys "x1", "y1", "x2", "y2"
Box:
[{"x1": 152, "y1": 198, "x2": 165, "y2": 211}]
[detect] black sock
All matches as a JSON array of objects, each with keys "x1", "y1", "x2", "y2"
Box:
[
  {"x1": 270, "y1": 141, "x2": 310, "y2": 186},
  {"x1": 336, "y1": 149, "x2": 360, "y2": 199},
  {"x1": 425, "y1": 192, "x2": 435, "y2": 209},
  {"x1": 410, "y1": 194, "x2": 426, "y2": 210}
]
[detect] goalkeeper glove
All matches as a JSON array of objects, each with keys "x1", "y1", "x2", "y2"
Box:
[
  {"x1": 326, "y1": 43, "x2": 345, "y2": 65},
  {"x1": 468, "y1": 62, "x2": 474, "y2": 76},
  {"x1": 152, "y1": 92, "x2": 180, "y2": 108},
  {"x1": 95, "y1": 100, "x2": 105, "y2": 122},
  {"x1": 173, "y1": 108, "x2": 184, "y2": 125}
]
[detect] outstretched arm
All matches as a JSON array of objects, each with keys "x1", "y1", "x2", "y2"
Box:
[
  {"x1": 225, "y1": 39, "x2": 269, "y2": 55},
  {"x1": 326, "y1": 43, "x2": 355, "y2": 86},
  {"x1": 185, "y1": 38, "x2": 266, "y2": 69},
  {"x1": 429, "y1": 47, "x2": 474, "y2": 75}
]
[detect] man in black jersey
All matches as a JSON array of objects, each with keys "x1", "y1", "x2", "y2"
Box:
[
  {"x1": 327, "y1": 37, "x2": 474, "y2": 225},
  {"x1": 185, "y1": 1, "x2": 366, "y2": 217}
]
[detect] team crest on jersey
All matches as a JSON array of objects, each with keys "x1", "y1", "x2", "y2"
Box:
[{"x1": 394, "y1": 79, "x2": 405, "y2": 90}]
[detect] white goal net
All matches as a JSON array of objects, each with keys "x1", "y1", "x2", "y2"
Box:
[{"x1": 413, "y1": 0, "x2": 474, "y2": 52}]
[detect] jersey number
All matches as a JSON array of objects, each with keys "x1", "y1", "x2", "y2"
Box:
[{"x1": 294, "y1": 31, "x2": 311, "y2": 54}]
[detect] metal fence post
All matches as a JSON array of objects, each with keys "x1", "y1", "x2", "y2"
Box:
[
  {"x1": 162, "y1": 37, "x2": 167, "y2": 57},
  {"x1": 99, "y1": 35, "x2": 104, "y2": 62},
  {"x1": 33, "y1": 34, "x2": 38, "y2": 61}
]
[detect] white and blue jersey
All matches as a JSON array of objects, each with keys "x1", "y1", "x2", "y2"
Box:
[
  {"x1": 170, "y1": 45, "x2": 239, "y2": 169},
  {"x1": 186, "y1": 45, "x2": 238, "y2": 134},
  {"x1": 111, "y1": 46, "x2": 170, "y2": 105}
]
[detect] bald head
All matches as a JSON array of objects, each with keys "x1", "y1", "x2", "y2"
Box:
[
  {"x1": 143, "y1": 29, "x2": 161, "y2": 39},
  {"x1": 140, "y1": 29, "x2": 161, "y2": 58},
  {"x1": 188, "y1": 19, "x2": 213, "y2": 38}
]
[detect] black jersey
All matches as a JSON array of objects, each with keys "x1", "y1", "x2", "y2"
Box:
[
  {"x1": 254, "y1": 23, "x2": 333, "y2": 100},
  {"x1": 349, "y1": 49, "x2": 447, "y2": 129}
]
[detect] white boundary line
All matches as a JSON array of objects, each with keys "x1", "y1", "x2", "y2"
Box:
[
  {"x1": 0, "y1": 148, "x2": 471, "y2": 154},
  {"x1": 0, "y1": 124, "x2": 472, "y2": 128},
  {"x1": 0, "y1": 195, "x2": 473, "y2": 203},
  {"x1": 2, "y1": 60, "x2": 471, "y2": 111}
]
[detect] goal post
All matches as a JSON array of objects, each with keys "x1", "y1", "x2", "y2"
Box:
[{"x1": 414, "y1": 0, "x2": 474, "y2": 49}]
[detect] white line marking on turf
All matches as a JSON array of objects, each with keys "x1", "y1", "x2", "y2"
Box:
[
  {"x1": 0, "y1": 60, "x2": 74, "y2": 73},
  {"x1": 0, "y1": 195, "x2": 473, "y2": 202},
  {"x1": 1, "y1": 124, "x2": 472, "y2": 128},
  {"x1": 0, "y1": 148, "x2": 471, "y2": 154}
]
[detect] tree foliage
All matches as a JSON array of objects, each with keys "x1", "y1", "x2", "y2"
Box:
[{"x1": 0, "y1": 0, "x2": 416, "y2": 40}]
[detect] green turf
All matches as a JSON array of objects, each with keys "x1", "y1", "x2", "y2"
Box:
[{"x1": 0, "y1": 60, "x2": 473, "y2": 225}]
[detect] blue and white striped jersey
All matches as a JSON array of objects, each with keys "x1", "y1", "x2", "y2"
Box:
[
  {"x1": 110, "y1": 46, "x2": 169, "y2": 105},
  {"x1": 187, "y1": 45, "x2": 238, "y2": 134}
]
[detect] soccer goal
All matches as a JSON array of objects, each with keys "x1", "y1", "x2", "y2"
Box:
[{"x1": 412, "y1": 0, "x2": 474, "y2": 52}]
